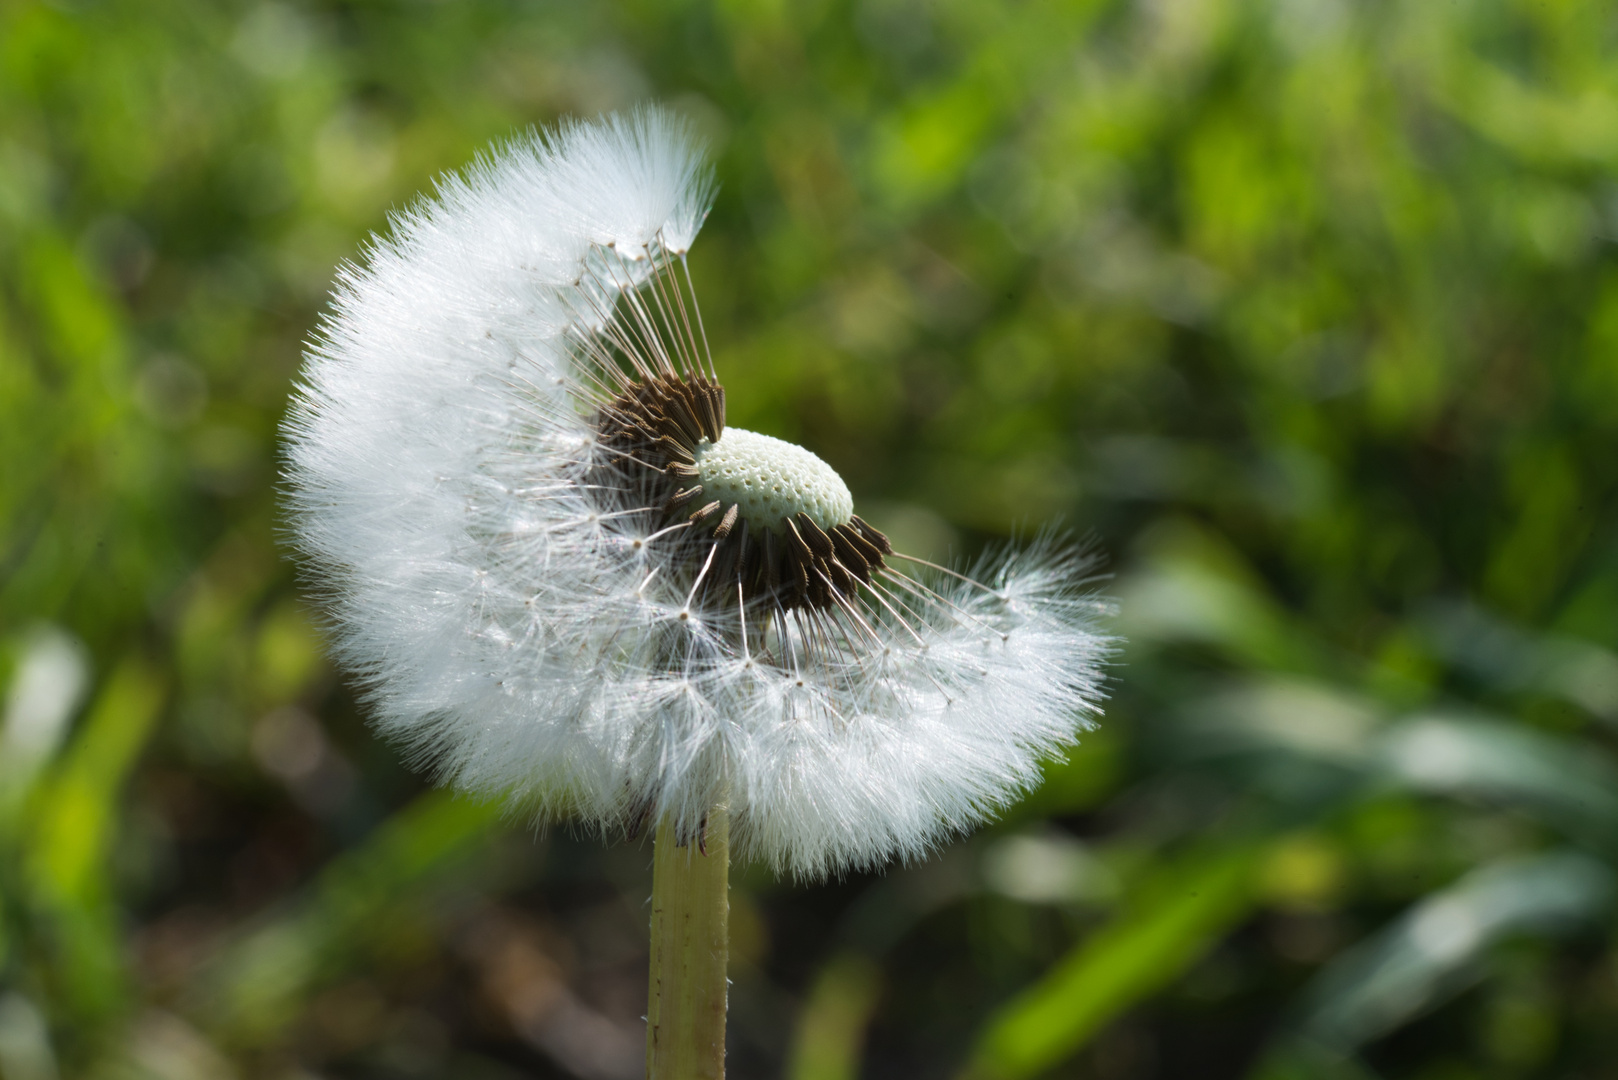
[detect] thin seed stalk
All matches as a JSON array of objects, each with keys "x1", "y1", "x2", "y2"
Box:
[{"x1": 646, "y1": 801, "x2": 729, "y2": 1079}]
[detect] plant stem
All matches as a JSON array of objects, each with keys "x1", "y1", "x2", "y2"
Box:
[{"x1": 646, "y1": 801, "x2": 729, "y2": 1079}]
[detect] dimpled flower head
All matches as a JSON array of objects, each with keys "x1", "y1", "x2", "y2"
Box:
[{"x1": 283, "y1": 107, "x2": 1112, "y2": 879}]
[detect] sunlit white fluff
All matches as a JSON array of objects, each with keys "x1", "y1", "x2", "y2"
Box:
[{"x1": 283, "y1": 106, "x2": 1112, "y2": 878}]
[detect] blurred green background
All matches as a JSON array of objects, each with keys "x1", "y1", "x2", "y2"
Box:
[{"x1": 5, "y1": 0, "x2": 1618, "y2": 1077}]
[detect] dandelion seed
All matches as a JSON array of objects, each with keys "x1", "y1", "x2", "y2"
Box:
[{"x1": 282, "y1": 106, "x2": 1112, "y2": 883}]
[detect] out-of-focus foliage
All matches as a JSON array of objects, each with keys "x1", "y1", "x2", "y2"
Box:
[{"x1": 4, "y1": 0, "x2": 1618, "y2": 1076}]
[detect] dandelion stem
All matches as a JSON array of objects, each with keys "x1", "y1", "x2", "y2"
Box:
[{"x1": 647, "y1": 800, "x2": 730, "y2": 1079}]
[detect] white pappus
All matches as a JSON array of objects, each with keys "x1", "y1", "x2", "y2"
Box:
[{"x1": 282, "y1": 106, "x2": 1112, "y2": 879}]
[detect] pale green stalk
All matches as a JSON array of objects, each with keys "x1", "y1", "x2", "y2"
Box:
[{"x1": 646, "y1": 801, "x2": 729, "y2": 1079}]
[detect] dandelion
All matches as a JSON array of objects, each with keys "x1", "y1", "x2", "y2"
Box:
[{"x1": 282, "y1": 106, "x2": 1111, "y2": 1076}]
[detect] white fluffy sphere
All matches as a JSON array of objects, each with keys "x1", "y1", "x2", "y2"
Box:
[{"x1": 282, "y1": 106, "x2": 1112, "y2": 878}]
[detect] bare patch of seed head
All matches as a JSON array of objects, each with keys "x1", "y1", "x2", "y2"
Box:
[{"x1": 590, "y1": 301, "x2": 896, "y2": 616}]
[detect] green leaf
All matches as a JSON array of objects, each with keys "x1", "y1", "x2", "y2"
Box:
[
  {"x1": 1294, "y1": 851, "x2": 1612, "y2": 1052},
  {"x1": 787, "y1": 951, "x2": 884, "y2": 1080},
  {"x1": 962, "y1": 844, "x2": 1261, "y2": 1080},
  {"x1": 24, "y1": 658, "x2": 165, "y2": 1024}
]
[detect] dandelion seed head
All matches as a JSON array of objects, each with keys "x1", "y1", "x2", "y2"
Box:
[{"x1": 282, "y1": 105, "x2": 1113, "y2": 879}]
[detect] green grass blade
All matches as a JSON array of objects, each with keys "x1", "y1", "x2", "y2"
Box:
[{"x1": 963, "y1": 844, "x2": 1260, "y2": 1080}]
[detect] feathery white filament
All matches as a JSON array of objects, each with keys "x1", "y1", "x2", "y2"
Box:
[{"x1": 282, "y1": 105, "x2": 1112, "y2": 878}]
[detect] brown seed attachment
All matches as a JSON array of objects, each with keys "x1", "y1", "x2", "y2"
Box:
[
  {"x1": 597, "y1": 375, "x2": 891, "y2": 614},
  {"x1": 597, "y1": 373, "x2": 726, "y2": 477}
]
